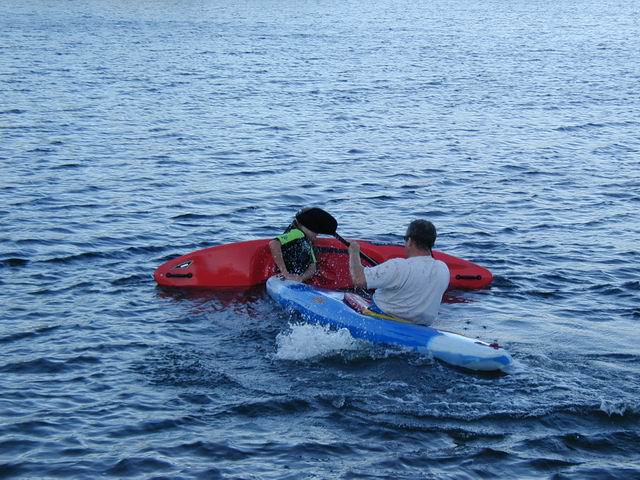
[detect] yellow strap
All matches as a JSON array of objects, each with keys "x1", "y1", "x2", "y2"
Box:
[{"x1": 362, "y1": 308, "x2": 413, "y2": 324}]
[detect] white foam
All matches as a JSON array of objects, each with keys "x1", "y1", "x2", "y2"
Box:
[
  {"x1": 275, "y1": 323, "x2": 360, "y2": 361},
  {"x1": 599, "y1": 398, "x2": 637, "y2": 417}
]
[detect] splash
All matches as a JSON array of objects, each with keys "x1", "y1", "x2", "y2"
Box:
[
  {"x1": 599, "y1": 399, "x2": 638, "y2": 417},
  {"x1": 275, "y1": 323, "x2": 361, "y2": 361}
]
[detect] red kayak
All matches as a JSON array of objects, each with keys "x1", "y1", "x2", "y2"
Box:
[{"x1": 154, "y1": 238, "x2": 493, "y2": 290}]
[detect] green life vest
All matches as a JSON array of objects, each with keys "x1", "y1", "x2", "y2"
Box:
[{"x1": 274, "y1": 228, "x2": 316, "y2": 275}]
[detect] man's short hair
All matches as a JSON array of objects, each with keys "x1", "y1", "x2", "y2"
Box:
[{"x1": 405, "y1": 220, "x2": 437, "y2": 251}]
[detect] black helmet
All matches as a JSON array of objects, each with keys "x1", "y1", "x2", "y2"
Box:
[
  {"x1": 294, "y1": 207, "x2": 337, "y2": 235},
  {"x1": 405, "y1": 220, "x2": 437, "y2": 250}
]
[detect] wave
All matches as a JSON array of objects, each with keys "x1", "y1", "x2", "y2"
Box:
[
  {"x1": 0, "y1": 257, "x2": 29, "y2": 267},
  {"x1": 0, "y1": 325, "x2": 61, "y2": 345},
  {"x1": 29, "y1": 244, "x2": 167, "y2": 266},
  {"x1": 0, "y1": 355, "x2": 101, "y2": 374},
  {"x1": 226, "y1": 397, "x2": 312, "y2": 417},
  {"x1": 599, "y1": 399, "x2": 638, "y2": 417},
  {"x1": 171, "y1": 213, "x2": 216, "y2": 221},
  {"x1": 556, "y1": 120, "x2": 640, "y2": 132}
]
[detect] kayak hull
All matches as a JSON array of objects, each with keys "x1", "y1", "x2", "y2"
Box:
[
  {"x1": 267, "y1": 276, "x2": 512, "y2": 372},
  {"x1": 154, "y1": 238, "x2": 493, "y2": 290}
]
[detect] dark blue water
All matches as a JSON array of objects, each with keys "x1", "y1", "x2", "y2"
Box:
[{"x1": 2, "y1": 0, "x2": 640, "y2": 478}]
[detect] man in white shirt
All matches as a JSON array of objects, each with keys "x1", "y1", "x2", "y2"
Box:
[{"x1": 348, "y1": 220, "x2": 450, "y2": 325}]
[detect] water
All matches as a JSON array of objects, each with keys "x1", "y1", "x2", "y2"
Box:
[{"x1": 2, "y1": 0, "x2": 640, "y2": 478}]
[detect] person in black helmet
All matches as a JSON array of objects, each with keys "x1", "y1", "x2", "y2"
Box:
[
  {"x1": 348, "y1": 220, "x2": 450, "y2": 325},
  {"x1": 269, "y1": 208, "x2": 328, "y2": 282}
]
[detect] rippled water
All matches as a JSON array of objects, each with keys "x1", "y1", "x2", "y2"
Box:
[{"x1": 2, "y1": 0, "x2": 640, "y2": 478}]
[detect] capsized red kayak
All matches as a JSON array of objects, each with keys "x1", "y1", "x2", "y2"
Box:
[{"x1": 153, "y1": 238, "x2": 493, "y2": 290}]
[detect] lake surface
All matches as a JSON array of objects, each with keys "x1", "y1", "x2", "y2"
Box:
[{"x1": 1, "y1": 0, "x2": 639, "y2": 478}]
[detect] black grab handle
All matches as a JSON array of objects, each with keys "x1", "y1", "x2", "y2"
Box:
[
  {"x1": 166, "y1": 272, "x2": 193, "y2": 279},
  {"x1": 455, "y1": 274, "x2": 482, "y2": 281}
]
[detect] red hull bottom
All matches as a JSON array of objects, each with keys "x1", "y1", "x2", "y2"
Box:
[{"x1": 153, "y1": 238, "x2": 493, "y2": 291}]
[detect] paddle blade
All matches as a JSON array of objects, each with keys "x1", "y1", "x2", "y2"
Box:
[{"x1": 295, "y1": 207, "x2": 338, "y2": 235}]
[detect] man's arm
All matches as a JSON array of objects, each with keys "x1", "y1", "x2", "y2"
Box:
[{"x1": 348, "y1": 241, "x2": 367, "y2": 288}]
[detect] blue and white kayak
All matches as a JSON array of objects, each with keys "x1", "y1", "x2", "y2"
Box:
[{"x1": 267, "y1": 276, "x2": 512, "y2": 372}]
